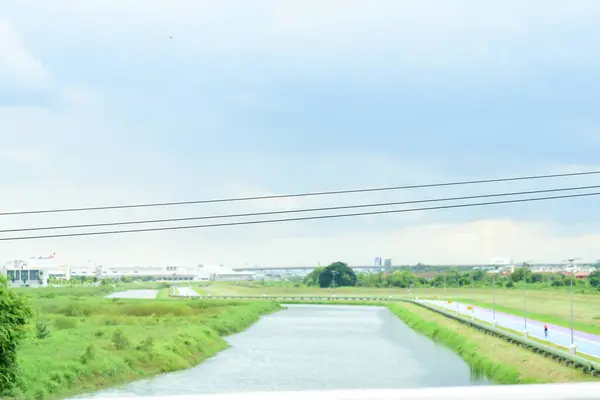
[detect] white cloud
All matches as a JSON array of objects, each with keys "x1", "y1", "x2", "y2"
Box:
[
  {"x1": 5, "y1": 0, "x2": 600, "y2": 81},
  {"x1": 258, "y1": 218, "x2": 600, "y2": 266},
  {"x1": 0, "y1": 20, "x2": 52, "y2": 89},
  {"x1": 2, "y1": 218, "x2": 593, "y2": 267},
  {"x1": 1, "y1": 2, "x2": 600, "y2": 267}
]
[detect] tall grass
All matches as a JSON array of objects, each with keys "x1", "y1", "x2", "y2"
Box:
[
  {"x1": 11, "y1": 297, "x2": 281, "y2": 400},
  {"x1": 387, "y1": 303, "x2": 595, "y2": 384},
  {"x1": 387, "y1": 303, "x2": 531, "y2": 384}
]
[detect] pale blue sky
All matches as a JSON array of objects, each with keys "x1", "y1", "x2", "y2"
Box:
[{"x1": 1, "y1": 1, "x2": 600, "y2": 266}]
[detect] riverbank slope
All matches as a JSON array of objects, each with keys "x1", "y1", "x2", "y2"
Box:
[
  {"x1": 12, "y1": 297, "x2": 281, "y2": 400},
  {"x1": 387, "y1": 302, "x2": 594, "y2": 384}
]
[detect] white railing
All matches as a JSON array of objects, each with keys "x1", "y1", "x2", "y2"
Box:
[{"x1": 77, "y1": 382, "x2": 600, "y2": 399}]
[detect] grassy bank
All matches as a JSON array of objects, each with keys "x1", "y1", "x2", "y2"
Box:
[
  {"x1": 12, "y1": 295, "x2": 281, "y2": 400},
  {"x1": 387, "y1": 302, "x2": 594, "y2": 384},
  {"x1": 454, "y1": 298, "x2": 600, "y2": 335},
  {"x1": 199, "y1": 283, "x2": 600, "y2": 332}
]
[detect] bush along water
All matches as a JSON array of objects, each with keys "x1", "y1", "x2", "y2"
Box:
[{"x1": 10, "y1": 298, "x2": 281, "y2": 400}]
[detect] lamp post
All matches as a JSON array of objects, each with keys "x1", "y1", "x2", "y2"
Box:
[
  {"x1": 562, "y1": 257, "x2": 580, "y2": 354},
  {"x1": 490, "y1": 265, "x2": 497, "y2": 325},
  {"x1": 444, "y1": 273, "x2": 447, "y2": 295},
  {"x1": 331, "y1": 270, "x2": 339, "y2": 288},
  {"x1": 521, "y1": 261, "x2": 532, "y2": 337}
]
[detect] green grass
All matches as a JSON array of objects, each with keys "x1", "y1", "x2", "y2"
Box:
[
  {"x1": 200, "y1": 283, "x2": 600, "y2": 333},
  {"x1": 192, "y1": 286, "x2": 208, "y2": 295},
  {"x1": 388, "y1": 302, "x2": 595, "y2": 384},
  {"x1": 11, "y1": 283, "x2": 600, "y2": 398},
  {"x1": 454, "y1": 298, "x2": 600, "y2": 335},
  {"x1": 12, "y1": 296, "x2": 281, "y2": 400},
  {"x1": 155, "y1": 287, "x2": 171, "y2": 299},
  {"x1": 487, "y1": 321, "x2": 600, "y2": 363},
  {"x1": 199, "y1": 282, "x2": 415, "y2": 297},
  {"x1": 412, "y1": 287, "x2": 600, "y2": 331}
]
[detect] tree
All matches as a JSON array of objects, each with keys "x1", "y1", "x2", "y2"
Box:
[
  {"x1": 318, "y1": 262, "x2": 357, "y2": 288},
  {"x1": 388, "y1": 270, "x2": 415, "y2": 288},
  {"x1": 589, "y1": 269, "x2": 600, "y2": 288},
  {"x1": 511, "y1": 267, "x2": 531, "y2": 282},
  {"x1": 303, "y1": 267, "x2": 325, "y2": 287},
  {"x1": 0, "y1": 276, "x2": 33, "y2": 395}
]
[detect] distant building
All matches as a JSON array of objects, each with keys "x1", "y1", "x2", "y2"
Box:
[
  {"x1": 197, "y1": 265, "x2": 255, "y2": 281},
  {"x1": 383, "y1": 259, "x2": 392, "y2": 269},
  {"x1": 562, "y1": 271, "x2": 591, "y2": 280},
  {"x1": 2, "y1": 258, "x2": 50, "y2": 288},
  {"x1": 374, "y1": 257, "x2": 382, "y2": 267},
  {"x1": 98, "y1": 265, "x2": 199, "y2": 281},
  {"x1": 489, "y1": 258, "x2": 512, "y2": 266},
  {"x1": 70, "y1": 261, "x2": 101, "y2": 279}
]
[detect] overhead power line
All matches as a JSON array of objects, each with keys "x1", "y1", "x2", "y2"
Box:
[
  {"x1": 1, "y1": 191, "x2": 598, "y2": 241},
  {"x1": 2, "y1": 184, "x2": 599, "y2": 234},
  {"x1": 1, "y1": 170, "x2": 599, "y2": 217}
]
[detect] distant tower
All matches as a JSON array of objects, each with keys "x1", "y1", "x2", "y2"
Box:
[{"x1": 384, "y1": 258, "x2": 392, "y2": 271}]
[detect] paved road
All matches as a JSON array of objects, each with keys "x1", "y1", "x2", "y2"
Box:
[
  {"x1": 419, "y1": 300, "x2": 600, "y2": 358},
  {"x1": 174, "y1": 286, "x2": 200, "y2": 297}
]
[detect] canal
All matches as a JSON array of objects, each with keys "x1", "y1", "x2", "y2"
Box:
[{"x1": 81, "y1": 304, "x2": 489, "y2": 397}]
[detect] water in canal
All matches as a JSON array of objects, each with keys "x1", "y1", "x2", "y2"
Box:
[{"x1": 82, "y1": 304, "x2": 489, "y2": 397}]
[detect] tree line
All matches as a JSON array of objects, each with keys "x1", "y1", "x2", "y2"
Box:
[{"x1": 304, "y1": 263, "x2": 600, "y2": 289}]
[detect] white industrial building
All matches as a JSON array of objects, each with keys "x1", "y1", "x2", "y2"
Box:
[
  {"x1": 197, "y1": 264, "x2": 256, "y2": 281},
  {"x1": 97, "y1": 264, "x2": 201, "y2": 281},
  {"x1": 2, "y1": 255, "x2": 256, "y2": 284},
  {"x1": 70, "y1": 260, "x2": 100, "y2": 279},
  {"x1": 1, "y1": 254, "x2": 66, "y2": 287}
]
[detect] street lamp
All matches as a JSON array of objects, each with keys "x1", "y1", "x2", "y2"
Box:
[
  {"x1": 562, "y1": 257, "x2": 580, "y2": 355},
  {"x1": 521, "y1": 261, "x2": 532, "y2": 337},
  {"x1": 444, "y1": 273, "x2": 447, "y2": 295},
  {"x1": 490, "y1": 264, "x2": 498, "y2": 325},
  {"x1": 331, "y1": 270, "x2": 339, "y2": 288}
]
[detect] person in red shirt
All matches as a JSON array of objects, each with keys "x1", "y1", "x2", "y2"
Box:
[{"x1": 544, "y1": 324, "x2": 548, "y2": 338}]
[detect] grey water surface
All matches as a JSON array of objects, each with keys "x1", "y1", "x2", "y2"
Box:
[{"x1": 80, "y1": 304, "x2": 489, "y2": 398}]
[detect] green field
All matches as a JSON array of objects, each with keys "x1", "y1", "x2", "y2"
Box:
[
  {"x1": 9, "y1": 286, "x2": 280, "y2": 400},
  {"x1": 7, "y1": 282, "x2": 600, "y2": 399},
  {"x1": 198, "y1": 283, "x2": 600, "y2": 333}
]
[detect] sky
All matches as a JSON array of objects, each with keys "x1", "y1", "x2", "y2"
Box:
[{"x1": 2, "y1": 0, "x2": 600, "y2": 267}]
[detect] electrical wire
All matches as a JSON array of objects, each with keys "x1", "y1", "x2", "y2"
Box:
[
  {"x1": 1, "y1": 191, "x2": 598, "y2": 241},
  {"x1": 1, "y1": 170, "x2": 598, "y2": 217},
  {"x1": 3, "y1": 183, "x2": 600, "y2": 233}
]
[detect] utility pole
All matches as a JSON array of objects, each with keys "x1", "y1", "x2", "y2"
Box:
[
  {"x1": 490, "y1": 265, "x2": 497, "y2": 325},
  {"x1": 331, "y1": 270, "x2": 339, "y2": 288},
  {"x1": 562, "y1": 257, "x2": 581, "y2": 354},
  {"x1": 492, "y1": 273, "x2": 497, "y2": 325},
  {"x1": 444, "y1": 274, "x2": 446, "y2": 295},
  {"x1": 521, "y1": 261, "x2": 532, "y2": 337}
]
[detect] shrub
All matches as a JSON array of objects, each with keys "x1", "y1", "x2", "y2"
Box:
[
  {"x1": 0, "y1": 277, "x2": 33, "y2": 394},
  {"x1": 34, "y1": 320, "x2": 51, "y2": 339},
  {"x1": 111, "y1": 329, "x2": 130, "y2": 350},
  {"x1": 53, "y1": 316, "x2": 78, "y2": 330},
  {"x1": 79, "y1": 345, "x2": 96, "y2": 364}
]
